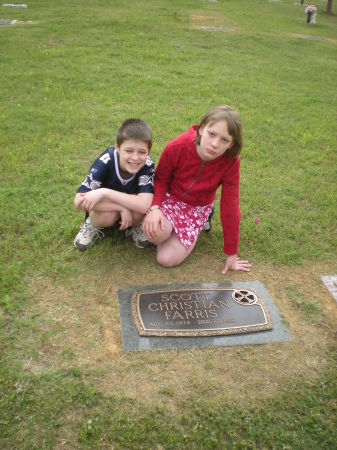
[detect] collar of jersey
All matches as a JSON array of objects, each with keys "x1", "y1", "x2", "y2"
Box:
[{"x1": 114, "y1": 148, "x2": 136, "y2": 186}]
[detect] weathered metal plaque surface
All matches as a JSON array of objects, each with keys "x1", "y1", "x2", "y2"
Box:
[{"x1": 131, "y1": 288, "x2": 272, "y2": 337}]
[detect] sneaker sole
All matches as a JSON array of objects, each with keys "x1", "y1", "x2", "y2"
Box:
[
  {"x1": 74, "y1": 240, "x2": 93, "y2": 251},
  {"x1": 203, "y1": 223, "x2": 211, "y2": 232}
]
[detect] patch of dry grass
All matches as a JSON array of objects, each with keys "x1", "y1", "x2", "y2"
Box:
[
  {"x1": 24, "y1": 255, "x2": 337, "y2": 413},
  {"x1": 189, "y1": 11, "x2": 237, "y2": 33}
]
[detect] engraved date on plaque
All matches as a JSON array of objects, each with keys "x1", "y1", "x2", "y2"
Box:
[{"x1": 131, "y1": 288, "x2": 273, "y2": 337}]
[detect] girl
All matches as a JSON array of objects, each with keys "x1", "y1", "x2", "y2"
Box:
[{"x1": 142, "y1": 106, "x2": 251, "y2": 274}]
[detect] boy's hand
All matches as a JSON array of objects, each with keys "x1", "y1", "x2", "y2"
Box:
[
  {"x1": 81, "y1": 190, "x2": 105, "y2": 212},
  {"x1": 142, "y1": 209, "x2": 165, "y2": 240},
  {"x1": 119, "y1": 208, "x2": 133, "y2": 230},
  {"x1": 74, "y1": 193, "x2": 87, "y2": 211},
  {"x1": 222, "y1": 255, "x2": 251, "y2": 275}
]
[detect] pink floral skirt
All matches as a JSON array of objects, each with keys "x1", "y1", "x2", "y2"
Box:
[{"x1": 161, "y1": 193, "x2": 213, "y2": 249}]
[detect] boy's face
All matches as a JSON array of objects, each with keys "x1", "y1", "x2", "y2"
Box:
[
  {"x1": 197, "y1": 120, "x2": 234, "y2": 161},
  {"x1": 116, "y1": 139, "x2": 149, "y2": 175}
]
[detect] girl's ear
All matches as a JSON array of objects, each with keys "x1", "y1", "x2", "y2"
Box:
[
  {"x1": 115, "y1": 142, "x2": 119, "y2": 153},
  {"x1": 228, "y1": 138, "x2": 235, "y2": 149}
]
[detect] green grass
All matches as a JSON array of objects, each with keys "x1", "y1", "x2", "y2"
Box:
[
  {"x1": 1, "y1": 0, "x2": 337, "y2": 448},
  {"x1": 285, "y1": 284, "x2": 324, "y2": 319},
  {"x1": 1, "y1": 366, "x2": 336, "y2": 448}
]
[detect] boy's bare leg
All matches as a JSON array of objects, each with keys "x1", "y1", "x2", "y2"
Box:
[
  {"x1": 156, "y1": 231, "x2": 197, "y2": 267},
  {"x1": 131, "y1": 211, "x2": 145, "y2": 226},
  {"x1": 89, "y1": 199, "x2": 146, "y2": 229},
  {"x1": 90, "y1": 210, "x2": 120, "y2": 228}
]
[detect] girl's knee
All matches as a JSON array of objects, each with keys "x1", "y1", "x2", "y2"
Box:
[
  {"x1": 156, "y1": 247, "x2": 187, "y2": 267},
  {"x1": 156, "y1": 234, "x2": 194, "y2": 267},
  {"x1": 156, "y1": 252, "x2": 179, "y2": 267}
]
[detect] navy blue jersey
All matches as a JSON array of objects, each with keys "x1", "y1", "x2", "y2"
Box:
[{"x1": 77, "y1": 147, "x2": 155, "y2": 195}]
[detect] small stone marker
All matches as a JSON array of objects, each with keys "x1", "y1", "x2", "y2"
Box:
[
  {"x1": 0, "y1": 18, "x2": 16, "y2": 25},
  {"x1": 321, "y1": 275, "x2": 337, "y2": 303},
  {"x1": 200, "y1": 26, "x2": 234, "y2": 33},
  {"x1": 117, "y1": 281, "x2": 291, "y2": 351},
  {"x1": 295, "y1": 34, "x2": 335, "y2": 43},
  {"x1": 131, "y1": 287, "x2": 272, "y2": 337},
  {"x1": 3, "y1": 3, "x2": 27, "y2": 7}
]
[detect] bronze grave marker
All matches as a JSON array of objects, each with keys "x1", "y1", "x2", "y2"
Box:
[{"x1": 131, "y1": 288, "x2": 272, "y2": 337}]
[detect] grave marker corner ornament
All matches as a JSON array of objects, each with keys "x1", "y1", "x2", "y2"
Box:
[{"x1": 131, "y1": 287, "x2": 273, "y2": 337}]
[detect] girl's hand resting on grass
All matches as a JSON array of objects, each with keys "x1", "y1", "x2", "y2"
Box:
[{"x1": 222, "y1": 254, "x2": 251, "y2": 275}]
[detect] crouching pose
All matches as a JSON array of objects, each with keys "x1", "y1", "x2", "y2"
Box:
[
  {"x1": 142, "y1": 106, "x2": 251, "y2": 274},
  {"x1": 74, "y1": 119, "x2": 155, "y2": 250}
]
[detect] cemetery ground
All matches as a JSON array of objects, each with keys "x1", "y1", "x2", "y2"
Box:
[{"x1": 1, "y1": 0, "x2": 336, "y2": 448}]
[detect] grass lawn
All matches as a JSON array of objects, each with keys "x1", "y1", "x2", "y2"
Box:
[{"x1": 1, "y1": 0, "x2": 336, "y2": 448}]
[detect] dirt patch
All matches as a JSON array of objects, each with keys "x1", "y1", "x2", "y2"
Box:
[
  {"x1": 26, "y1": 257, "x2": 336, "y2": 410},
  {"x1": 190, "y1": 12, "x2": 237, "y2": 33},
  {"x1": 289, "y1": 33, "x2": 337, "y2": 44},
  {"x1": 26, "y1": 274, "x2": 122, "y2": 372},
  {"x1": 200, "y1": 26, "x2": 234, "y2": 33},
  {"x1": 191, "y1": 15, "x2": 218, "y2": 21}
]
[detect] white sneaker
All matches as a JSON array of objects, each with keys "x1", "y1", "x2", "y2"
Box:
[
  {"x1": 74, "y1": 221, "x2": 104, "y2": 251},
  {"x1": 125, "y1": 224, "x2": 152, "y2": 248},
  {"x1": 203, "y1": 207, "x2": 214, "y2": 233}
]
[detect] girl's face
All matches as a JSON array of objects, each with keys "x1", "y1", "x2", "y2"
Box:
[
  {"x1": 197, "y1": 120, "x2": 234, "y2": 161},
  {"x1": 116, "y1": 138, "x2": 149, "y2": 175}
]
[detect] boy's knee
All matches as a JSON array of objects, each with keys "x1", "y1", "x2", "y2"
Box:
[{"x1": 90, "y1": 211, "x2": 118, "y2": 228}]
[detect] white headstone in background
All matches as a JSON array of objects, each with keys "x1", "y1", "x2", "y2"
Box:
[
  {"x1": 321, "y1": 275, "x2": 337, "y2": 303},
  {"x1": 0, "y1": 19, "x2": 16, "y2": 25},
  {"x1": 3, "y1": 3, "x2": 27, "y2": 7}
]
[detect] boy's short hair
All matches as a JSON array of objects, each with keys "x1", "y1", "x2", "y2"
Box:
[
  {"x1": 195, "y1": 106, "x2": 242, "y2": 159},
  {"x1": 116, "y1": 119, "x2": 152, "y2": 150}
]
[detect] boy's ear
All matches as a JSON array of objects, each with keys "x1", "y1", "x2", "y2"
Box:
[{"x1": 115, "y1": 142, "x2": 119, "y2": 152}]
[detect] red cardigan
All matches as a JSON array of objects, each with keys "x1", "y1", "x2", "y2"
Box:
[{"x1": 152, "y1": 125, "x2": 241, "y2": 255}]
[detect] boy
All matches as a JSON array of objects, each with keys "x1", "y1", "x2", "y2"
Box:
[{"x1": 74, "y1": 118, "x2": 155, "y2": 251}]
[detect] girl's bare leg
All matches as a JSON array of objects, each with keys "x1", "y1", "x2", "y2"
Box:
[
  {"x1": 143, "y1": 215, "x2": 174, "y2": 244},
  {"x1": 156, "y1": 231, "x2": 197, "y2": 267},
  {"x1": 143, "y1": 215, "x2": 196, "y2": 265}
]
